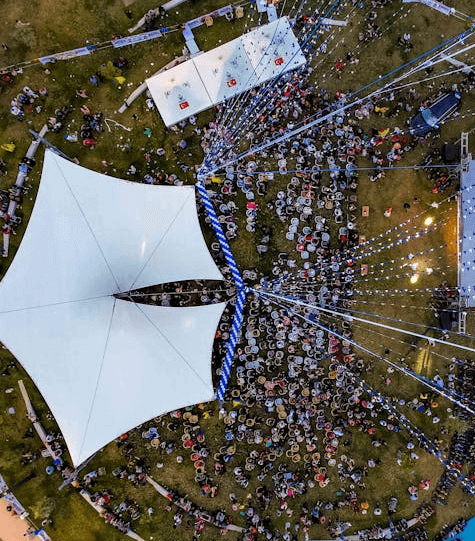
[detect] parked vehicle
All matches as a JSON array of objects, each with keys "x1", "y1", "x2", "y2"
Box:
[{"x1": 409, "y1": 92, "x2": 461, "y2": 136}]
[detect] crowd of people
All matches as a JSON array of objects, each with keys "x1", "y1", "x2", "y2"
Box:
[
  {"x1": 5, "y1": 64, "x2": 473, "y2": 541},
  {"x1": 41, "y1": 81, "x2": 473, "y2": 536},
  {"x1": 130, "y1": 29, "x2": 475, "y2": 537},
  {"x1": 9, "y1": 86, "x2": 47, "y2": 120},
  {"x1": 432, "y1": 429, "x2": 475, "y2": 505},
  {"x1": 433, "y1": 517, "x2": 467, "y2": 541}
]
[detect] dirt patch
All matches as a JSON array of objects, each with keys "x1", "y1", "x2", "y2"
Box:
[{"x1": 0, "y1": 501, "x2": 33, "y2": 541}]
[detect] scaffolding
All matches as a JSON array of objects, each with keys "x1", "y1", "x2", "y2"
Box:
[{"x1": 459, "y1": 132, "x2": 470, "y2": 332}]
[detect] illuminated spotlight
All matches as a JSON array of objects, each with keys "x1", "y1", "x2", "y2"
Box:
[
  {"x1": 410, "y1": 274, "x2": 419, "y2": 284},
  {"x1": 424, "y1": 216, "x2": 434, "y2": 226},
  {"x1": 426, "y1": 267, "x2": 434, "y2": 275}
]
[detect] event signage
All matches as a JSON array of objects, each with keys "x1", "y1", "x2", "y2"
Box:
[
  {"x1": 38, "y1": 46, "x2": 93, "y2": 64},
  {"x1": 112, "y1": 29, "x2": 163, "y2": 48},
  {"x1": 186, "y1": 5, "x2": 233, "y2": 30},
  {"x1": 402, "y1": 0, "x2": 455, "y2": 16}
]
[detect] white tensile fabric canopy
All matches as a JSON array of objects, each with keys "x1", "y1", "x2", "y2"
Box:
[
  {"x1": 0, "y1": 150, "x2": 226, "y2": 466},
  {"x1": 146, "y1": 17, "x2": 306, "y2": 127}
]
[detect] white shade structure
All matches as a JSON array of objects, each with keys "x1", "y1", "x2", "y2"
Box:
[
  {"x1": 0, "y1": 150, "x2": 226, "y2": 466},
  {"x1": 241, "y1": 17, "x2": 306, "y2": 81},
  {"x1": 147, "y1": 60, "x2": 213, "y2": 129},
  {"x1": 193, "y1": 38, "x2": 260, "y2": 104},
  {"x1": 146, "y1": 17, "x2": 306, "y2": 126}
]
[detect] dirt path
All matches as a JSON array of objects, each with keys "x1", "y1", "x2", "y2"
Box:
[{"x1": 0, "y1": 500, "x2": 31, "y2": 540}]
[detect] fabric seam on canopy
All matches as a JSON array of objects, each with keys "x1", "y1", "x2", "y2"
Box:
[
  {"x1": 79, "y1": 297, "x2": 117, "y2": 461},
  {"x1": 135, "y1": 300, "x2": 213, "y2": 387},
  {"x1": 128, "y1": 190, "x2": 194, "y2": 291},
  {"x1": 51, "y1": 155, "x2": 122, "y2": 292}
]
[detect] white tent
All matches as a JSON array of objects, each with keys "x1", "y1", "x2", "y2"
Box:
[
  {"x1": 148, "y1": 60, "x2": 213, "y2": 129},
  {"x1": 241, "y1": 17, "x2": 306, "y2": 82},
  {"x1": 0, "y1": 150, "x2": 226, "y2": 466},
  {"x1": 146, "y1": 17, "x2": 306, "y2": 126},
  {"x1": 193, "y1": 39, "x2": 259, "y2": 104}
]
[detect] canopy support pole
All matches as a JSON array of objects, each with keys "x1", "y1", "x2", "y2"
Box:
[
  {"x1": 195, "y1": 177, "x2": 244, "y2": 289},
  {"x1": 18, "y1": 380, "x2": 58, "y2": 460},
  {"x1": 217, "y1": 288, "x2": 246, "y2": 400},
  {"x1": 196, "y1": 177, "x2": 246, "y2": 400},
  {"x1": 28, "y1": 129, "x2": 76, "y2": 163}
]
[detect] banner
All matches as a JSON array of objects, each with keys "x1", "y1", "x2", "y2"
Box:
[
  {"x1": 38, "y1": 46, "x2": 93, "y2": 64},
  {"x1": 186, "y1": 5, "x2": 233, "y2": 30},
  {"x1": 402, "y1": 0, "x2": 455, "y2": 16},
  {"x1": 112, "y1": 29, "x2": 163, "y2": 48}
]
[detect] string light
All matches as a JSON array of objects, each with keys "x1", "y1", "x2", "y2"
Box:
[{"x1": 424, "y1": 216, "x2": 434, "y2": 226}]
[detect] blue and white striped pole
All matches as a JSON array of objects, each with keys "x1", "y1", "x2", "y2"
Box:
[
  {"x1": 195, "y1": 176, "x2": 247, "y2": 400},
  {"x1": 195, "y1": 179, "x2": 244, "y2": 290},
  {"x1": 217, "y1": 287, "x2": 247, "y2": 400}
]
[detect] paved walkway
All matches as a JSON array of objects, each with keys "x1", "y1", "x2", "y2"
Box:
[
  {"x1": 79, "y1": 490, "x2": 144, "y2": 541},
  {"x1": 0, "y1": 472, "x2": 50, "y2": 541},
  {"x1": 308, "y1": 517, "x2": 419, "y2": 541}
]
